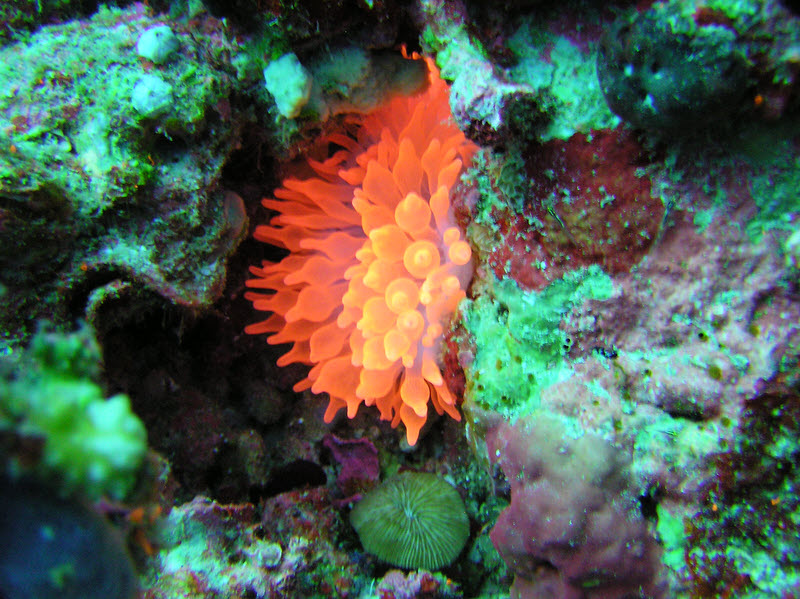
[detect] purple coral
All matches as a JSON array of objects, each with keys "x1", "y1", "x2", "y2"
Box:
[
  {"x1": 322, "y1": 434, "x2": 380, "y2": 500},
  {"x1": 487, "y1": 414, "x2": 665, "y2": 599}
]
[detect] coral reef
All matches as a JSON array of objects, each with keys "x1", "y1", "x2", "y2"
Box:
[
  {"x1": 1, "y1": 0, "x2": 799, "y2": 598},
  {"x1": 375, "y1": 569, "x2": 462, "y2": 599},
  {"x1": 684, "y1": 373, "x2": 800, "y2": 597},
  {"x1": 0, "y1": 4, "x2": 248, "y2": 346},
  {"x1": 460, "y1": 128, "x2": 664, "y2": 291},
  {"x1": 598, "y1": 0, "x2": 800, "y2": 132},
  {"x1": 144, "y1": 497, "x2": 289, "y2": 598},
  {"x1": 145, "y1": 489, "x2": 364, "y2": 598},
  {"x1": 597, "y1": 0, "x2": 751, "y2": 132},
  {"x1": 418, "y1": 0, "x2": 543, "y2": 147}
]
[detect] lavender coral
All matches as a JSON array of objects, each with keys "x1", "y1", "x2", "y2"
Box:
[{"x1": 487, "y1": 414, "x2": 665, "y2": 599}]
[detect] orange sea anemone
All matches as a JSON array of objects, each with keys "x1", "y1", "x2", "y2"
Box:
[{"x1": 245, "y1": 54, "x2": 477, "y2": 445}]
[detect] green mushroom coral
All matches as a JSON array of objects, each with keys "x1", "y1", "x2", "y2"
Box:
[
  {"x1": 0, "y1": 326, "x2": 147, "y2": 500},
  {"x1": 350, "y1": 472, "x2": 470, "y2": 571}
]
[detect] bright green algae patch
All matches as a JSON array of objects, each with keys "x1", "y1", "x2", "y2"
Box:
[
  {"x1": 462, "y1": 266, "x2": 613, "y2": 419},
  {"x1": 0, "y1": 326, "x2": 146, "y2": 500}
]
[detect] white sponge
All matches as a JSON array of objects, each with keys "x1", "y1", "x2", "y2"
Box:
[{"x1": 263, "y1": 53, "x2": 313, "y2": 118}]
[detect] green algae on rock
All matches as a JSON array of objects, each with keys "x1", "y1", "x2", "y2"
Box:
[
  {"x1": 462, "y1": 266, "x2": 613, "y2": 420},
  {"x1": 0, "y1": 326, "x2": 146, "y2": 500}
]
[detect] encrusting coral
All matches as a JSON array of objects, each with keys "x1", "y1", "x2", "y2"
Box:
[{"x1": 246, "y1": 54, "x2": 477, "y2": 445}]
